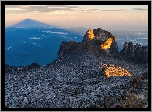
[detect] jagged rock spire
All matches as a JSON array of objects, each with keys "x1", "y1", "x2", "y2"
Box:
[{"x1": 120, "y1": 42, "x2": 148, "y2": 64}]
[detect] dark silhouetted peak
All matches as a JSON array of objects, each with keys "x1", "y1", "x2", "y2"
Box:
[
  {"x1": 30, "y1": 63, "x2": 40, "y2": 67},
  {"x1": 120, "y1": 42, "x2": 148, "y2": 64},
  {"x1": 10, "y1": 18, "x2": 52, "y2": 28},
  {"x1": 27, "y1": 63, "x2": 40, "y2": 69}
]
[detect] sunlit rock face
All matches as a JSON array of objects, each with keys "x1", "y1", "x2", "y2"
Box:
[
  {"x1": 99, "y1": 63, "x2": 132, "y2": 78},
  {"x1": 87, "y1": 29, "x2": 95, "y2": 40},
  {"x1": 58, "y1": 28, "x2": 119, "y2": 59},
  {"x1": 82, "y1": 28, "x2": 119, "y2": 58},
  {"x1": 101, "y1": 38, "x2": 113, "y2": 49}
]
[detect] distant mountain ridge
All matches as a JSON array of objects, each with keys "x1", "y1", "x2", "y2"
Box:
[{"x1": 10, "y1": 18, "x2": 52, "y2": 28}]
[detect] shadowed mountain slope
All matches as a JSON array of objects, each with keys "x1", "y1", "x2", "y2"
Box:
[{"x1": 9, "y1": 18, "x2": 51, "y2": 28}]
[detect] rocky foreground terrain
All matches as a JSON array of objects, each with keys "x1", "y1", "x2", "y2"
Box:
[{"x1": 5, "y1": 28, "x2": 148, "y2": 108}]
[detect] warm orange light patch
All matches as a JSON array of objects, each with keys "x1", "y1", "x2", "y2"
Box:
[
  {"x1": 110, "y1": 32, "x2": 116, "y2": 41},
  {"x1": 99, "y1": 63, "x2": 132, "y2": 78},
  {"x1": 105, "y1": 68, "x2": 110, "y2": 78},
  {"x1": 101, "y1": 38, "x2": 113, "y2": 49},
  {"x1": 87, "y1": 29, "x2": 95, "y2": 40},
  {"x1": 113, "y1": 36, "x2": 116, "y2": 41}
]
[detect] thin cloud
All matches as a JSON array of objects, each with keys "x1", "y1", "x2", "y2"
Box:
[
  {"x1": 69, "y1": 16, "x2": 77, "y2": 20},
  {"x1": 48, "y1": 5, "x2": 78, "y2": 9},
  {"x1": 100, "y1": 9, "x2": 127, "y2": 11},
  {"x1": 90, "y1": 9, "x2": 99, "y2": 11},
  {"x1": 48, "y1": 5, "x2": 78, "y2": 11},
  {"x1": 120, "y1": 15, "x2": 130, "y2": 20},
  {"x1": 48, "y1": 7, "x2": 73, "y2": 11},
  {"x1": 5, "y1": 5, "x2": 19, "y2": 8},
  {"x1": 98, "y1": 15, "x2": 101, "y2": 19},
  {"x1": 80, "y1": 12, "x2": 93, "y2": 13},
  {"x1": 19, "y1": 5, "x2": 29, "y2": 9},
  {"x1": 132, "y1": 8, "x2": 148, "y2": 10},
  {"x1": 79, "y1": 8, "x2": 99, "y2": 11},
  {"x1": 49, "y1": 5, "x2": 77, "y2": 8},
  {"x1": 79, "y1": 10, "x2": 92, "y2": 11},
  {"x1": 33, "y1": 11, "x2": 39, "y2": 13},
  {"x1": 78, "y1": 9, "x2": 98, "y2": 13},
  {"x1": 48, "y1": 7, "x2": 67, "y2": 8},
  {"x1": 27, "y1": 5, "x2": 47, "y2": 7},
  {"x1": 5, "y1": 5, "x2": 80, "y2": 14},
  {"x1": 141, "y1": 17, "x2": 145, "y2": 19},
  {"x1": 5, "y1": 8, "x2": 27, "y2": 11},
  {"x1": 120, "y1": 15, "x2": 124, "y2": 19},
  {"x1": 65, "y1": 5, "x2": 78, "y2": 8}
]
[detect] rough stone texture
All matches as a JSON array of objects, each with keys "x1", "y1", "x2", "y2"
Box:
[
  {"x1": 81, "y1": 28, "x2": 119, "y2": 58},
  {"x1": 57, "y1": 28, "x2": 119, "y2": 62},
  {"x1": 120, "y1": 42, "x2": 148, "y2": 64},
  {"x1": 5, "y1": 28, "x2": 148, "y2": 108}
]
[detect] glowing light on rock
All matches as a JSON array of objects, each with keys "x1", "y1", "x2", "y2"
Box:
[
  {"x1": 113, "y1": 36, "x2": 116, "y2": 41},
  {"x1": 99, "y1": 63, "x2": 132, "y2": 78},
  {"x1": 101, "y1": 38, "x2": 113, "y2": 49},
  {"x1": 110, "y1": 32, "x2": 116, "y2": 41},
  {"x1": 105, "y1": 68, "x2": 110, "y2": 78},
  {"x1": 87, "y1": 29, "x2": 95, "y2": 40}
]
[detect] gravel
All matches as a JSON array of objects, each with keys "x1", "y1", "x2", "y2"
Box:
[{"x1": 5, "y1": 55, "x2": 148, "y2": 108}]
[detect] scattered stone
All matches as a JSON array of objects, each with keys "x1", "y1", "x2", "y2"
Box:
[{"x1": 5, "y1": 28, "x2": 148, "y2": 108}]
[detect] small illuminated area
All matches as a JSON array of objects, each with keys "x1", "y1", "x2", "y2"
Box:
[
  {"x1": 101, "y1": 38, "x2": 113, "y2": 49},
  {"x1": 113, "y1": 36, "x2": 116, "y2": 41},
  {"x1": 87, "y1": 29, "x2": 95, "y2": 40},
  {"x1": 99, "y1": 63, "x2": 132, "y2": 78},
  {"x1": 109, "y1": 32, "x2": 116, "y2": 41}
]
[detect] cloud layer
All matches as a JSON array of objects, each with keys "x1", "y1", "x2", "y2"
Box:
[
  {"x1": 6, "y1": 5, "x2": 146, "y2": 14},
  {"x1": 100, "y1": 9, "x2": 127, "y2": 11},
  {"x1": 132, "y1": 8, "x2": 148, "y2": 10}
]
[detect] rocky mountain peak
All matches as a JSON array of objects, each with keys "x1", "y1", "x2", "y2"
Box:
[
  {"x1": 57, "y1": 28, "x2": 148, "y2": 65},
  {"x1": 57, "y1": 28, "x2": 119, "y2": 60},
  {"x1": 82, "y1": 28, "x2": 116, "y2": 45},
  {"x1": 83, "y1": 28, "x2": 119, "y2": 56},
  {"x1": 120, "y1": 42, "x2": 148, "y2": 64}
]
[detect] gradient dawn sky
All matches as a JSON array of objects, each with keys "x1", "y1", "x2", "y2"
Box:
[{"x1": 5, "y1": 5, "x2": 148, "y2": 31}]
